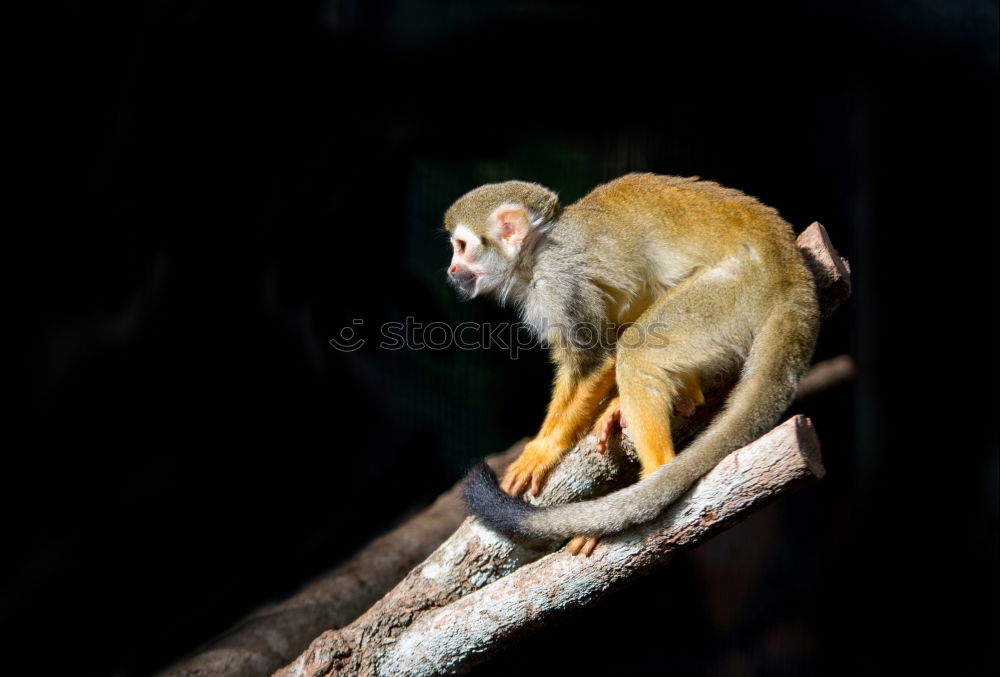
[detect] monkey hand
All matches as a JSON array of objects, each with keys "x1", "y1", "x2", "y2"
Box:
[
  {"x1": 567, "y1": 535, "x2": 600, "y2": 557},
  {"x1": 501, "y1": 438, "x2": 563, "y2": 497},
  {"x1": 593, "y1": 400, "x2": 626, "y2": 454}
]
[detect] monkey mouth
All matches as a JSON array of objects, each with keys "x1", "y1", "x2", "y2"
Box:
[{"x1": 447, "y1": 272, "x2": 479, "y2": 299}]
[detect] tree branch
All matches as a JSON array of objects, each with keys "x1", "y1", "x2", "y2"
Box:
[{"x1": 795, "y1": 354, "x2": 856, "y2": 400}]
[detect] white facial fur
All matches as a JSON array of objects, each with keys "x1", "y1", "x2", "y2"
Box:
[
  {"x1": 451, "y1": 224, "x2": 482, "y2": 261},
  {"x1": 449, "y1": 224, "x2": 487, "y2": 297}
]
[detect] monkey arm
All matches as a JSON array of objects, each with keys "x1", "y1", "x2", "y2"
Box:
[
  {"x1": 537, "y1": 354, "x2": 617, "y2": 447},
  {"x1": 501, "y1": 355, "x2": 616, "y2": 496}
]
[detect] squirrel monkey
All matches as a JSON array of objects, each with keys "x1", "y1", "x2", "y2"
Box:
[{"x1": 444, "y1": 174, "x2": 819, "y2": 556}]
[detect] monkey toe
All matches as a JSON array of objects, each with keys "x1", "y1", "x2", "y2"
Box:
[{"x1": 567, "y1": 536, "x2": 600, "y2": 557}]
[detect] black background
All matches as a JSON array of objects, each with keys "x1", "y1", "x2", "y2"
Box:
[{"x1": 5, "y1": 1, "x2": 997, "y2": 675}]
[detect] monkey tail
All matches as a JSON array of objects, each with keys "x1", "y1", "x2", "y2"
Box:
[
  {"x1": 462, "y1": 462, "x2": 546, "y2": 540},
  {"x1": 462, "y1": 300, "x2": 819, "y2": 541}
]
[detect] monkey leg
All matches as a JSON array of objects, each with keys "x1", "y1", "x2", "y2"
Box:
[
  {"x1": 502, "y1": 355, "x2": 617, "y2": 497},
  {"x1": 617, "y1": 339, "x2": 720, "y2": 478},
  {"x1": 567, "y1": 364, "x2": 694, "y2": 557},
  {"x1": 614, "y1": 268, "x2": 744, "y2": 480},
  {"x1": 616, "y1": 354, "x2": 679, "y2": 479}
]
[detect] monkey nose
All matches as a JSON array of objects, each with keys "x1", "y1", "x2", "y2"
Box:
[{"x1": 449, "y1": 264, "x2": 458, "y2": 274}]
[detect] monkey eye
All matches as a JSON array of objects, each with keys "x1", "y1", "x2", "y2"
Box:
[{"x1": 455, "y1": 239, "x2": 466, "y2": 254}]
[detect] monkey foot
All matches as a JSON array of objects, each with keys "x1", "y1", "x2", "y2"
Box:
[
  {"x1": 501, "y1": 439, "x2": 559, "y2": 497},
  {"x1": 594, "y1": 406, "x2": 627, "y2": 454},
  {"x1": 673, "y1": 396, "x2": 698, "y2": 418},
  {"x1": 673, "y1": 372, "x2": 706, "y2": 418},
  {"x1": 567, "y1": 535, "x2": 600, "y2": 557}
]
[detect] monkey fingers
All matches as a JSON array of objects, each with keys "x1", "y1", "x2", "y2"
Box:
[
  {"x1": 501, "y1": 440, "x2": 561, "y2": 497},
  {"x1": 566, "y1": 535, "x2": 600, "y2": 557},
  {"x1": 500, "y1": 467, "x2": 540, "y2": 497}
]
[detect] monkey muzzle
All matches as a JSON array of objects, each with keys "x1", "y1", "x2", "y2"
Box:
[{"x1": 447, "y1": 265, "x2": 479, "y2": 297}]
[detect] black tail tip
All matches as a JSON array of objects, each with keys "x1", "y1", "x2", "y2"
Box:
[
  {"x1": 461, "y1": 461, "x2": 504, "y2": 515},
  {"x1": 461, "y1": 461, "x2": 537, "y2": 539}
]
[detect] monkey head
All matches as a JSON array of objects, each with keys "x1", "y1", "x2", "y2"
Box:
[{"x1": 443, "y1": 181, "x2": 561, "y2": 299}]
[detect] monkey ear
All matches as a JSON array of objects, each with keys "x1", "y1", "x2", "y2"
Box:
[{"x1": 492, "y1": 206, "x2": 532, "y2": 254}]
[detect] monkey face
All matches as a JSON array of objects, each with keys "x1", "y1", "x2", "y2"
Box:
[
  {"x1": 443, "y1": 181, "x2": 562, "y2": 300},
  {"x1": 446, "y1": 223, "x2": 503, "y2": 299}
]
